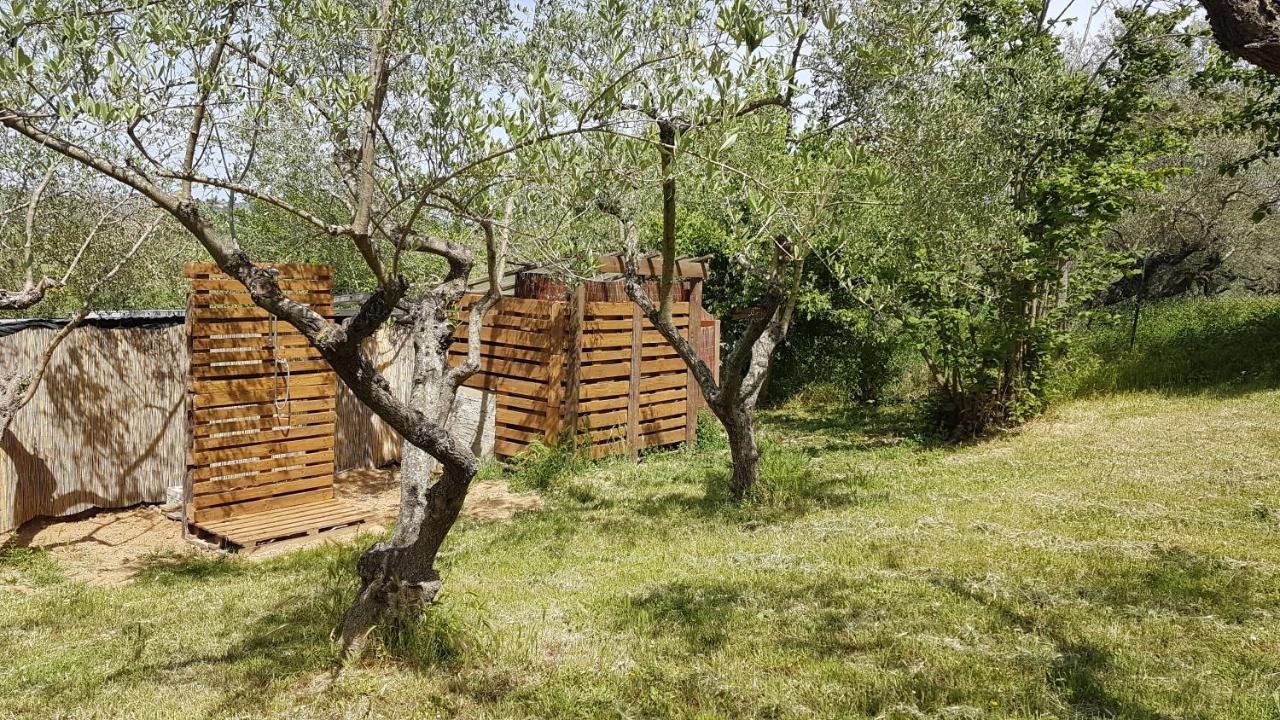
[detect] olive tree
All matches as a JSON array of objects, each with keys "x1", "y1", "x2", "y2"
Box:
[
  {"x1": 0, "y1": 0, "x2": 653, "y2": 657},
  {"x1": 0, "y1": 152, "x2": 161, "y2": 438},
  {"x1": 548, "y1": 0, "x2": 857, "y2": 501}
]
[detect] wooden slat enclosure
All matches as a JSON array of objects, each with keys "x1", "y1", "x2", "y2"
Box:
[
  {"x1": 183, "y1": 262, "x2": 368, "y2": 548},
  {"x1": 0, "y1": 267, "x2": 721, "y2": 534},
  {"x1": 442, "y1": 280, "x2": 720, "y2": 461}
]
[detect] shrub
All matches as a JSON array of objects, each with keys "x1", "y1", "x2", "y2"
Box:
[{"x1": 765, "y1": 314, "x2": 907, "y2": 407}]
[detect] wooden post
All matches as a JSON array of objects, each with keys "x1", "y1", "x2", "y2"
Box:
[
  {"x1": 183, "y1": 288, "x2": 195, "y2": 528},
  {"x1": 563, "y1": 286, "x2": 585, "y2": 448},
  {"x1": 627, "y1": 303, "x2": 642, "y2": 460},
  {"x1": 685, "y1": 280, "x2": 704, "y2": 446},
  {"x1": 711, "y1": 318, "x2": 721, "y2": 383},
  {"x1": 543, "y1": 300, "x2": 568, "y2": 444}
]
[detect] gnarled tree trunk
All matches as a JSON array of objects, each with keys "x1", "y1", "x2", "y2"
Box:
[
  {"x1": 1200, "y1": 0, "x2": 1280, "y2": 75},
  {"x1": 338, "y1": 222, "x2": 503, "y2": 658}
]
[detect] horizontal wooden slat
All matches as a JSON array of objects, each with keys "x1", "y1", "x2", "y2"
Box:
[
  {"x1": 191, "y1": 277, "x2": 330, "y2": 292},
  {"x1": 194, "y1": 422, "x2": 335, "y2": 452},
  {"x1": 201, "y1": 496, "x2": 347, "y2": 533},
  {"x1": 193, "y1": 397, "x2": 334, "y2": 424},
  {"x1": 185, "y1": 261, "x2": 333, "y2": 278},
  {"x1": 192, "y1": 487, "x2": 334, "y2": 523},
  {"x1": 192, "y1": 359, "x2": 332, "y2": 379},
  {"x1": 192, "y1": 319, "x2": 322, "y2": 338},
  {"x1": 641, "y1": 387, "x2": 689, "y2": 407},
  {"x1": 638, "y1": 427, "x2": 686, "y2": 449},
  {"x1": 584, "y1": 301, "x2": 690, "y2": 318},
  {"x1": 451, "y1": 324, "x2": 548, "y2": 350},
  {"x1": 192, "y1": 371, "x2": 333, "y2": 396},
  {"x1": 577, "y1": 387, "x2": 688, "y2": 416},
  {"x1": 190, "y1": 434, "x2": 333, "y2": 466},
  {"x1": 193, "y1": 381, "x2": 334, "y2": 410},
  {"x1": 580, "y1": 345, "x2": 682, "y2": 364},
  {"x1": 193, "y1": 460, "x2": 333, "y2": 495},
  {"x1": 494, "y1": 438, "x2": 529, "y2": 457},
  {"x1": 192, "y1": 334, "x2": 314, "y2": 351},
  {"x1": 495, "y1": 423, "x2": 540, "y2": 444},
  {"x1": 208, "y1": 499, "x2": 364, "y2": 538},
  {"x1": 461, "y1": 373, "x2": 546, "y2": 398},
  {"x1": 189, "y1": 448, "x2": 335, "y2": 482},
  {"x1": 579, "y1": 361, "x2": 631, "y2": 381},
  {"x1": 456, "y1": 312, "x2": 554, "y2": 333},
  {"x1": 579, "y1": 379, "x2": 629, "y2": 400},
  {"x1": 496, "y1": 407, "x2": 546, "y2": 430},
  {"x1": 637, "y1": 358, "x2": 686, "y2": 376},
  {"x1": 582, "y1": 330, "x2": 673, "y2": 349},
  {"x1": 194, "y1": 409, "x2": 336, "y2": 438},
  {"x1": 448, "y1": 355, "x2": 547, "y2": 381},
  {"x1": 192, "y1": 346, "x2": 324, "y2": 365},
  {"x1": 580, "y1": 373, "x2": 685, "y2": 401},
  {"x1": 190, "y1": 305, "x2": 333, "y2": 322},
  {"x1": 596, "y1": 254, "x2": 709, "y2": 279},
  {"x1": 581, "y1": 408, "x2": 627, "y2": 429},
  {"x1": 193, "y1": 475, "x2": 332, "y2": 509},
  {"x1": 641, "y1": 373, "x2": 687, "y2": 393},
  {"x1": 635, "y1": 415, "x2": 685, "y2": 436},
  {"x1": 232, "y1": 506, "x2": 368, "y2": 543},
  {"x1": 460, "y1": 294, "x2": 562, "y2": 316},
  {"x1": 189, "y1": 290, "x2": 331, "y2": 307},
  {"x1": 498, "y1": 394, "x2": 546, "y2": 413},
  {"x1": 448, "y1": 344, "x2": 545, "y2": 365}
]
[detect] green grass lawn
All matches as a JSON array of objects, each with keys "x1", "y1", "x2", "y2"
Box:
[{"x1": 3, "y1": 386, "x2": 1280, "y2": 719}]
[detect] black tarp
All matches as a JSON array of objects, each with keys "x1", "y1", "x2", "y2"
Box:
[{"x1": 0, "y1": 310, "x2": 184, "y2": 338}]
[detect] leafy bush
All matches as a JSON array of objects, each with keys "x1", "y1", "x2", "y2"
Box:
[{"x1": 765, "y1": 313, "x2": 907, "y2": 407}]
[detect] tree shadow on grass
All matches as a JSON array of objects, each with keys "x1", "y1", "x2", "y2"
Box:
[
  {"x1": 99, "y1": 545, "x2": 474, "y2": 719},
  {"x1": 1083, "y1": 545, "x2": 1272, "y2": 623},
  {"x1": 614, "y1": 580, "x2": 744, "y2": 654},
  {"x1": 759, "y1": 402, "x2": 945, "y2": 455},
  {"x1": 929, "y1": 542, "x2": 1280, "y2": 720},
  {"x1": 937, "y1": 576, "x2": 1174, "y2": 720}
]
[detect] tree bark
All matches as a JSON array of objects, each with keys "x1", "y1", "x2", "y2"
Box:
[
  {"x1": 720, "y1": 407, "x2": 760, "y2": 502},
  {"x1": 1200, "y1": 0, "x2": 1280, "y2": 75},
  {"x1": 0, "y1": 277, "x2": 60, "y2": 311}
]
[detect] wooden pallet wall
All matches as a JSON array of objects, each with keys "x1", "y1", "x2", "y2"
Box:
[
  {"x1": 184, "y1": 262, "x2": 337, "y2": 523},
  {"x1": 571, "y1": 300, "x2": 694, "y2": 459},
  {"x1": 451, "y1": 295, "x2": 566, "y2": 459}
]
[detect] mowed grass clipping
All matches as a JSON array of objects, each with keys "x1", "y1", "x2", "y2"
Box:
[
  {"x1": 3, "y1": 296, "x2": 1280, "y2": 719},
  {"x1": 3, "y1": 389, "x2": 1278, "y2": 719}
]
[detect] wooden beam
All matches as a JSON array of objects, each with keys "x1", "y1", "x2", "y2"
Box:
[
  {"x1": 627, "y1": 304, "x2": 641, "y2": 461},
  {"x1": 543, "y1": 301, "x2": 569, "y2": 443},
  {"x1": 564, "y1": 284, "x2": 585, "y2": 448},
  {"x1": 685, "y1": 280, "x2": 703, "y2": 446},
  {"x1": 596, "y1": 253, "x2": 710, "y2": 279}
]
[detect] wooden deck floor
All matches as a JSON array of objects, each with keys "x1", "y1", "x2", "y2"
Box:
[{"x1": 189, "y1": 498, "x2": 371, "y2": 552}]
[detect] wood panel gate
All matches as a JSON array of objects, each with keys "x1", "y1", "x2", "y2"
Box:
[{"x1": 184, "y1": 262, "x2": 369, "y2": 551}]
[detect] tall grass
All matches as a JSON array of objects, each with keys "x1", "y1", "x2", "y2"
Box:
[{"x1": 1063, "y1": 295, "x2": 1280, "y2": 397}]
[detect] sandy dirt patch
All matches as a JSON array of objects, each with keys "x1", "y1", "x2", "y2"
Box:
[{"x1": 1, "y1": 468, "x2": 540, "y2": 585}]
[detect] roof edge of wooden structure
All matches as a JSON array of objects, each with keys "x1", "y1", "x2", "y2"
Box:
[{"x1": 595, "y1": 253, "x2": 710, "y2": 280}]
